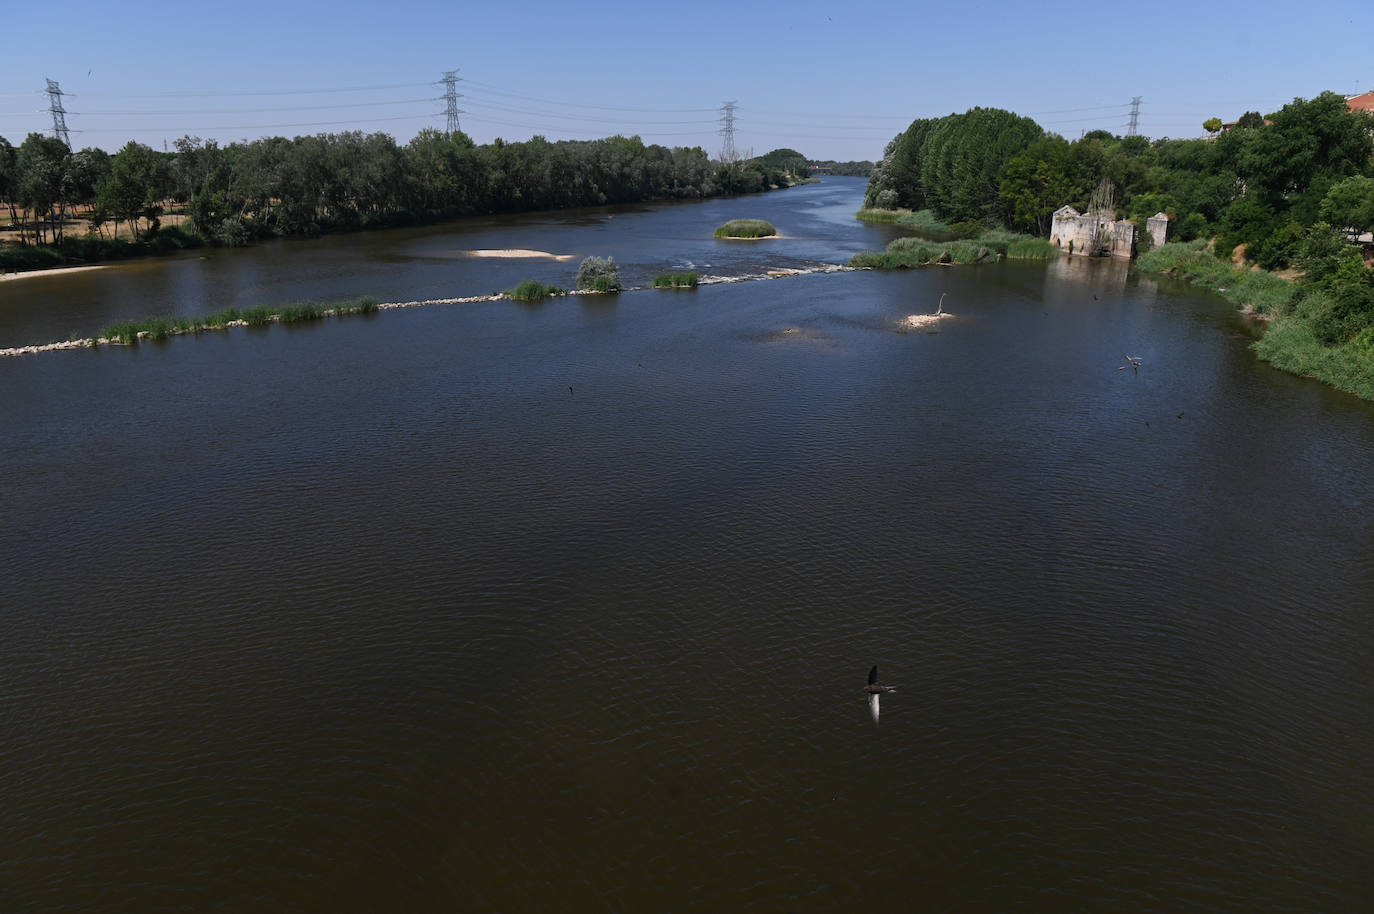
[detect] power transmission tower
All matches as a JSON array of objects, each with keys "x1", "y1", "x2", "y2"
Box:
[
  {"x1": 1126, "y1": 96, "x2": 1142, "y2": 137},
  {"x1": 440, "y1": 69, "x2": 464, "y2": 134},
  {"x1": 719, "y1": 100, "x2": 738, "y2": 163},
  {"x1": 46, "y1": 78, "x2": 71, "y2": 148}
]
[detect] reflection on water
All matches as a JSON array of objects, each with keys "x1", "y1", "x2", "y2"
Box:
[{"x1": 2, "y1": 178, "x2": 1373, "y2": 912}]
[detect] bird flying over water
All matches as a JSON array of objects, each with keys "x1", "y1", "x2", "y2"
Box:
[{"x1": 866, "y1": 665, "x2": 895, "y2": 723}]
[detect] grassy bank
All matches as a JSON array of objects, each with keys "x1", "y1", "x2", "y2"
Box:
[
  {"x1": 851, "y1": 230, "x2": 1057, "y2": 269},
  {"x1": 1, "y1": 228, "x2": 204, "y2": 273},
  {"x1": 1136, "y1": 242, "x2": 1298, "y2": 315},
  {"x1": 854, "y1": 208, "x2": 950, "y2": 232},
  {"x1": 95, "y1": 297, "x2": 380, "y2": 344},
  {"x1": 714, "y1": 219, "x2": 776, "y2": 239},
  {"x1": 1139, "y1": 241, "x2": 1374, "y2": 400}
]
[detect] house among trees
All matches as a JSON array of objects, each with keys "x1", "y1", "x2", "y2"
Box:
[{"x1": 1346, "y1": 91, "x2": 1374, "y2": 114}]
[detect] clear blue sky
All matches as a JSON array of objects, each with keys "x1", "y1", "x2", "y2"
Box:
[{"x1": 3, "y1": 0, "x2": 1371, "y2": 161}]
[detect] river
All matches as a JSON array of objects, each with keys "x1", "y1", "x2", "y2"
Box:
[{"x1": 2, "y1": 178, "x2": 1372, "y2": 912}]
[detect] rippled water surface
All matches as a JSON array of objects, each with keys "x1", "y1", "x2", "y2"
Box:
[{"x1": 3, "y1": 179, "x2": 1373, "y2": 912}]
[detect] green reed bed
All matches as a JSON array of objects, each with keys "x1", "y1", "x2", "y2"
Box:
[
  {"x1": 714, "y1": 219, "x2": 776, "y2": 239},
  {"x1": 851, "y1": 236, "x2": 998, "y2": 269},
  {"x1": 92, "y1": 296, "x2": 380, "y2": 344},
  {"x1": 504, "y1": 280, "x2": 567, "y2": 302},
  {"x1": 1006, "y1": 238, "x2": 1060, "y2": 260},
  {"x1": 652, "y1": 271, "x2": 699, "y2": 288},
  {"x1": 851, "y1": 228, "x2": 1057, "y2": 270},
  {"x1": 855, "y1": 208, "x2": 950, "y2": 232}
]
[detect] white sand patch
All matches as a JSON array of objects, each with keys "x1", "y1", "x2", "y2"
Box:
[
  {"x1": 464, "y1": 249, "x2": 576, "y2": 261},
  {"x1": 903, "y1": 312, "x2": 954, "y2": 330},
  {"x1": 1, "y1": 265, "x2": 108, "y2": 281}
]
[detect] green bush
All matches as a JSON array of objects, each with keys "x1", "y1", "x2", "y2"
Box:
[
  {"x1": 505, "y1": 280, "x2": 566, "y2": 302},
  {"x1": 652, "y1": 271, "x2": 699, "y2": 288},
  {"x1": 714, "y1": 219, "x2": 776, "y2": 238},
  {"x1": 947, "y1": 220, "x2": 985, "y2": 240},
  {"x1": 576, "y1": 256, "x2": 622, "y2": 292},
  {"x1": 1176, "y1": 213, "x2": 1209, "y2": 242}
]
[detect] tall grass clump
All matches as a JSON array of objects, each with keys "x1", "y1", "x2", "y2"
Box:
[
  {"x1": 576, "y1": 256, "x2": 622, "y2": 292},
  {"x1": 101, "y1": 321, "x2": 142, "y2": 345},
  {"x1": 505, "y1": 280, "x2": 566, "y2": 302},
  {"x1": 1006, "y1": 238, "x2": 1060, "y2": 260},
  {"x1": 714, "y1": 219, "x2": 776, "y2": 239},
  {"x1": 240, "y1": 305, "x2": 276, "y2": 327},
  {"x1": 652, "y1": 271, "x2": 699, "y2": 289},
  {"x1": 204, "y1": 308, "x2": 241, "y2": 328}
]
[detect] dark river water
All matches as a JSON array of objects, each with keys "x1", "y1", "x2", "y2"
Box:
[{"x1": 3, "y1": 178, "x2": 1373, "y2": 913}]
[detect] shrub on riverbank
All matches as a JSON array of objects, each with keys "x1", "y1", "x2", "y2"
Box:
[
  {"x1": 714, "y1": 219, "x2": 776, "y2": 239},
  {"x1": 652, "y1": 271, "x2": 699, "y2": 288},
  {"x1": 505, "y1": 280, "x2": 567, "y2": 302},
  {"x1": 576, "y1": 256, "x2": 622, "y2": 292},
  {"x1": 1139, "y1": 240, "x2": 1374, "y2": 399}
]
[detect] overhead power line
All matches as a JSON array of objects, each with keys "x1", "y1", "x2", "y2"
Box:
[
  {"x1": 73, "y1": 113, "x2": 438, "y2": 134},
  {"x1": 74, "y1": 81, "x2": 435, "y2": 99},
  {"x1": 460, "y1": 78, "x2": 718, "y2": 113}
]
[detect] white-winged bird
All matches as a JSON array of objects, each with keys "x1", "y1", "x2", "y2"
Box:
[{"x1": 866, "y1": 665, "x2": 896, "y2": 723}]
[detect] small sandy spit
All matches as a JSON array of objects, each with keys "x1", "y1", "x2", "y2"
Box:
[
  {"x1": 1, "y1": 265, "x2": 108, "y2": 281},
  {"x1": 465, "y1": 249, "x2": 575, "y2": 261}
]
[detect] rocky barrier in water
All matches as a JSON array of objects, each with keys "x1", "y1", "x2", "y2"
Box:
[{"x1": 0, "y1": 264, "x2": 857, "y2": 358}]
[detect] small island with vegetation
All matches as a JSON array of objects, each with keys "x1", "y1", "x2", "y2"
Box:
[{"x1": 714, "y1": 219, "x2": 776, "y2": 239}]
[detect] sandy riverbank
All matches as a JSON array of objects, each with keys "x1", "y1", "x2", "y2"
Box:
[
  {"x1": 465, "y1": 249, "x2": 576, "y2": 261},
  {"x1": 1, "y1": 265, "x2": 108, "y2": 281}
]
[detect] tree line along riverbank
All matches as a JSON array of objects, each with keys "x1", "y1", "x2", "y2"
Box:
[
  {"x1": 0, "y1": 130, "x2": 820, "y2": 273},
  {"x1": 859, "y1": 93, "x2": 1374, "y2": 399}
]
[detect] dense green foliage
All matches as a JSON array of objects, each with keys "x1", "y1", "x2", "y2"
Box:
[
  {"x1": 2, "y1": 127, "x2": 815, "y2": 270},
  {"x1": 504, "y1": 280, "x2": 566, "y2": 302},
  {"x1": 865, "y1": 93, "x2": 1374, "y2": 396},
  {"x1": 0, "y1": 128, "x2": 758, "y2": 254},
  {"x1": 867, "y1": 93, "x2": 1373, "y2": 267},
  {"x1": 576, "y1": 255, "x2": 622, "y2": 292},
  {"x1": 652, "y1": 271, "x2": 699, "y2": 288},
  {"x1": 714, "y1": 219, "x2": 776, "y2": 238},
  {"x1": 808, "y1": 159, "x2": 874, "y2": 177}
]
